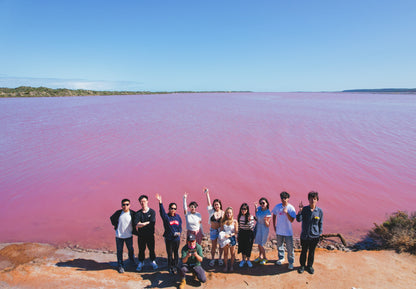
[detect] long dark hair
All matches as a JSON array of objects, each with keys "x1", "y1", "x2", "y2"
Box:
[
  {"x1": 212, "y1": 198, "x2": 223, "y2": 210},
  {"x1": 237, "y1": 203, "x2": 251, "y2": 224},
  {"x1": 259, "y1": 197, "x2": 269, "y2": 209}
]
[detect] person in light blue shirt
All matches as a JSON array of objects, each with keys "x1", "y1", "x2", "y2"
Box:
[{"x1": 253, "y1": 197, "x2": 271, "y2": 265}]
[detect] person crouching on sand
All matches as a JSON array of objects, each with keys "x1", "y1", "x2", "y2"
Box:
[
  {"x1": 178, "y1": 234, "x2": 206, "y2": 289},
  {"x1": 204, "y1": 187, "x2": 224, "y2": 267},
  {"x1": 219, "y1": 207, "x2": 238, "y2": 272}
]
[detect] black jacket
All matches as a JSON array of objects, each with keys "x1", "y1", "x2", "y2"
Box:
[{"x1": 110, "y1": 209, "x2": 138, "y2": 236}]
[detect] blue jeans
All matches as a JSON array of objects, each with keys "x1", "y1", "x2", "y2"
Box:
[
  {"x1": 116, "y1": 237, "x2": 135, "y2": 267},
  {"x1": 276, "y1": 234, "x2": 294, "y2": 265}
]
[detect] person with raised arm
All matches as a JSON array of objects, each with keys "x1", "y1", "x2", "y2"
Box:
[
  {"x1": 219, "y1": 207, "x2": 238, "y2": 272},
  {"x1": 296, "y1": 191, "x2": 323, "y2": 275},
  {"x1": 204, "y1": 187, "x2": 225, "y2": 267},
  {"x1": 183, "y1": 192, "x2": 203, "y2": 244},
  {"x1": 272, "y1": 191, "x2": 297, "y2": 270},
  {"x1": 156, "y1": 193, "x2": 182, "y2": 275},
  {"x1": 253, "y1": 197, "x2": 272, "y2": 265}
]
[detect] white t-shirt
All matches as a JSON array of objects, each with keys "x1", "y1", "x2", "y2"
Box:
[
  {"x1": 272, "y1": 203, "x2": 296, "y2": 236},
  {"x1": 185, "y1": 212, "x2": 202, "y2": 231},
  {"x1": 116, "y1": 211, "x2": 133, "y2": 238}
]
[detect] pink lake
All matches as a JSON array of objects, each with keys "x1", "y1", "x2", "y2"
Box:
[{"x1": 1, "y1": 92, "x2": 415, "y2": 249}]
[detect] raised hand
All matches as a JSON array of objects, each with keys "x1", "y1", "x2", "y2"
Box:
[
  {"x1": 299, "y1": 201, "x2": 304, "y2": 210},
  {"x1": 156, "y1": 193, "x2": 162, "y2": 203}
]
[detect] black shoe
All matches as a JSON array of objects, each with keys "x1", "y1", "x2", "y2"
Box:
[
  {"x1": 297, "y1": 266, "x2": 304, "y2": 274},
  {"x1": 306, "y1": 266, "x2": 314, "y2": 274},
  {"x1": 169, "y1": 267, "x2": 175, "y2": 275},
  {"x1": 118, "y1": 266, "x2": 125, "y2": 273}
]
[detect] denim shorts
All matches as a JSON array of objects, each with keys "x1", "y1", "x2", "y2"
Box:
[{"x1": 210, "y1": 228, "x2": 220, "y2": 240}]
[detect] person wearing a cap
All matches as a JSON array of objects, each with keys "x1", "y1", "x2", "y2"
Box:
[{"x1": 178, "y1": 234, "x2": 206, "y2": 289}]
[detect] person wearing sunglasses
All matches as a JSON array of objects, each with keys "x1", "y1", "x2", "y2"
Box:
[
  {"x1": 156, "y1": 193, "x2": 182, "y2": 275},
  {"x1": 272, "y1": 191, "x2": 297, "y2": 270},
  {"x1": 110, "y1": 198, "x2": 137, "y2": 273},
  {"x1": 183, "y1": 192, "x2": 203, "y2": 244},
  {"x1": 237, "y1": 203, "x2": 255, "y2": 268},
  {"x1": 253, "y1": 197, "x2": 272, "y2": 265}
]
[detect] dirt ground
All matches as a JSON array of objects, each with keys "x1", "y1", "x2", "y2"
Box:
[{"x1": 1, "y1": 242, "x2": 415, "y2": 289}]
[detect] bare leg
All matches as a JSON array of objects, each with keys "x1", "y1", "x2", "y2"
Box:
[
  {"x1": 223, "y1": 245, "x2": 229, "y2": 272},
  {"x1": 259, "y1": 245, "x2": 266, "y2": 259},
  {"x1": 211, "y1": 239, "x2": 217, "y2": 259},
  {"x1": 229, "y1": 246, "x2": 235, "y2": 272}
]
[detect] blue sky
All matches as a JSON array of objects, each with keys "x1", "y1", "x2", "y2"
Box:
[{"x1": 1, "y1": 0, "x2": 415, "y2": 92}]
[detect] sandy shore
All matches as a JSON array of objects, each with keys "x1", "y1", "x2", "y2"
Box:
[{"x1": 1, "y1": 242, "x2": 415, "y2": 289}]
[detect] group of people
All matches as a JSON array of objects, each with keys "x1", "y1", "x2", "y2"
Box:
[{"x1": 110, "y1": 189, "x2": 323, "y2": 288}]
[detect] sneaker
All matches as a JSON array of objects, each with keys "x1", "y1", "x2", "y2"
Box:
[
  {"x1": 260, "y1": 259, "x2": 267, "y2": 265},
  {"x1": 276, "y1": 259, "x2": 285, "y2": 265},
  {"x1": 239, "y1": 260, "x2": 246, "y2": 267},
  {"x1": 209, "y1": 259, "x2": 216, "y2": 267},
  {"x1": 136, "y1": 261, "x2": 143, "y2": 272},
  {"x1": 179, "y1": 278, "x2": 186, "y2": 289},
  {"x1": 246, "y1": 260, "x2": 253, "y2": 268},
  {"x1": 118, "y1": 266, "x2": 125, "y2": 273},
  {"x1": 151, "y1": 260, "x2": 158, "y2": 270},
  {"x1": 288, "y1": 263, "x2": 294, "y2": 270},
  {"x1": 253, "y1": 257, "x2": 261, "y2": 263},
  {"x1": 306, "y1": 266, "x2": 314, "y2": 274},
  {"x1": 298, "y1": 266, "x2": 305, "y2": 274},
  {"x1": 218, "y1": 259, "x2": 224, "y2": 266}
]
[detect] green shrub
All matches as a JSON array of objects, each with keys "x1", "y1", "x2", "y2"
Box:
[{"x1": 369, "y1": 211, "x2": 416, "y2": 254}]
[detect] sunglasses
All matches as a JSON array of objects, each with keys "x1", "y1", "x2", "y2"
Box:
[
  {"x1": 169, "y1": 207, "x2": 177, "y2": 210},
  {"x1": 241, "y1": 207, "x2": 248, "y2": 210},
  {"x1": 260, "y1": 202, "x2": 266, "y2": 205},
  {"x1": 122, "y1": 203, "x2": 130, "y2": 206}
]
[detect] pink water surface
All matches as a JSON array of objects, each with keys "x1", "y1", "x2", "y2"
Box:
[{"x1": 1, "y1": 92, "x2": 415, "y2": 249}]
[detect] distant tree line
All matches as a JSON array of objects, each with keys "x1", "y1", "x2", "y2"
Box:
[
  {"x1": 0, "y1": 86, "x2": 247, "y2": 97},
  {"x1": 343, "y1": 88, "x2": 416, "y2": 93}
]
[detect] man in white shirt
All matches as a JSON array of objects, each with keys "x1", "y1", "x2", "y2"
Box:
[
  {"x1": 110, "y1": 198, "x2": 136, "y2": 273},
  {"x1": 272, "y1": 191, "x2": 296, "y2": 270}
]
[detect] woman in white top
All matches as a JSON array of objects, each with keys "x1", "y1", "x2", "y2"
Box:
[
  {"x1": 204, "y1": 187, "x2": 224, "y2": 267},
  {"x1": 219, "y1": 207, "x2": 238, "y2": 273},
  {"x1": 183, "y1": 192, "x2": 203, "y2": 244}
]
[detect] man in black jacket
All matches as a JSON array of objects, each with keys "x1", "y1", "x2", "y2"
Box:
[{"x1": 110, "y1": 198, "x2": 136, "y2": 273}]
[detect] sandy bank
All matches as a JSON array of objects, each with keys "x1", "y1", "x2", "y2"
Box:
[{"x1": 1, "y1": 242, "x2": 415, "y2": 289}]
